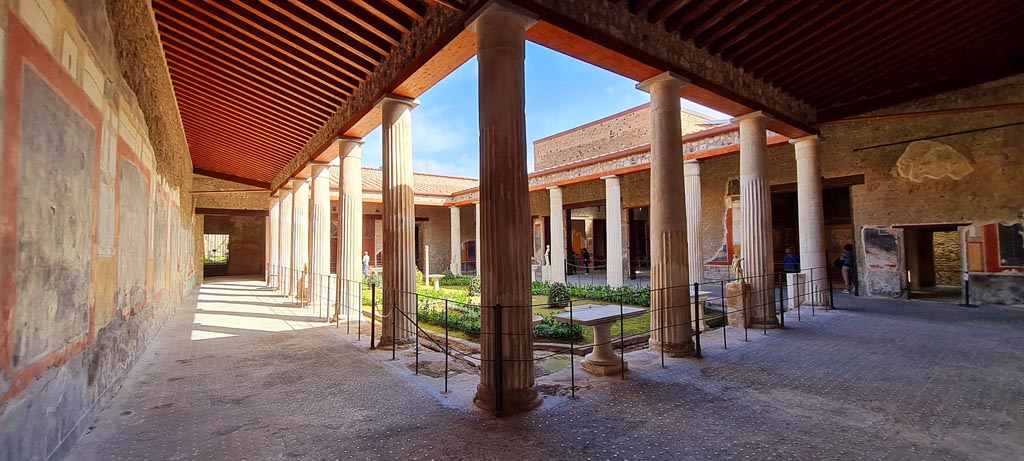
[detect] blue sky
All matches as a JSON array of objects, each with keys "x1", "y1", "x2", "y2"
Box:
[{"x1": 359, "y1": 42, "x2": 727, "y2": 178}]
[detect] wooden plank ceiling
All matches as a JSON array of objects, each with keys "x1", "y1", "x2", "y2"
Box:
[
  {"x1": 625, "y1": 0, "x2": 1024, "y2": 120},
  {"x1": 153, "y1": 0, "x2": 429, "y2": 186}
]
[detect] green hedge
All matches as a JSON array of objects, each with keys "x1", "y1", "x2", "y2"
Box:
[{"x1": 532, "y1": 281, "x2": 651, "y2": 307}]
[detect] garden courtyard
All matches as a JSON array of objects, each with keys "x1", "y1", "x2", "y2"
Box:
[{"x1": 68, "y1": 277, "x2": 1024, "y2": 460}]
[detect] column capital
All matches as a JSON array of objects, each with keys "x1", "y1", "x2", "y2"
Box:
[
  {"x1": 290, "y1": 178, "x2": 306, "y2": 188},
  {"x1": 310, "y1": 162, "x2": 331, "y2": 174},
  {"x1": 730, "y1": 110, "x2": 774, "y2": 124},
  {"x1": 600, "y1": 175, "x2": 620, "y2": 181},
  {"x1": 546, "y1": 185, "x2": 562, "y2": 191},
  {"x1": 636, "y1": 71, "x2": 690, "y2": 93},
  {"x1": 275, "y1": 186, "x2": 292, "y2": 197},
  {"x1": 684, "y1": 159, "x2": 702, "y2": 176},
  {"x1": 336, "y1": 136, "x2": 363, "y2": 159},
  {"x1": 789, "y1": 134, "x2": 823, "y2": 145},
  {"x1": 466, "y1": 0, "x2": 538, "y2": 32},
  {"x1": 374, "y1": 94, "x2": 419, "y2": 110}
]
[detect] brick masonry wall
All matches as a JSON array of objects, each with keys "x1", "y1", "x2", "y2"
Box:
[
  {"x1": 1, "y1": 1, "x2": 199, "y2": 459},
  {"x1": 534, "y1": 104, "x2": 707, "y2": 171},
  {"x1": 932, "y1": 232, "x2": 962, "y2": 286}
]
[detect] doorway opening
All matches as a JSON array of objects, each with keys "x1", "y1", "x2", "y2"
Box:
[
  {"x1": 203, "y1": 233, "x2": 230, "y2": 277},
  {"x1": 904, "y1": 226, "x2": 963, "y2": 302},
  {"x1": 770, "y1": 184, "x2": 855, "y2": 289}
]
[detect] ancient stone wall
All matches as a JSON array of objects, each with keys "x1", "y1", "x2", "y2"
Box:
[
  {"x1": 193, "y1": 175, "x2": 270, "y2": 211},
  {"x1": 415, "y1": 205, "x2": 452, "y2": 276},
  {"x1": 533, "y1": 104, "x2": 707, "y2": 171},
  {"x1": 932, "y1": 232, "x2": 962, "y2": 286},
  {"x1": 0, "y1": 1, "x2": 197, "y2": 459}
]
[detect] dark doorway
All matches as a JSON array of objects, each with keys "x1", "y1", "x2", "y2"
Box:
[
  {"x1": 905, "y1": 226, "x2": 963, "y2": 301},
  {"x1": 770, "y1": 185, "x2": 854, "y2": 289},
  {"x1": 627, "y1": 207, "x2": 650, "y2": 280}
]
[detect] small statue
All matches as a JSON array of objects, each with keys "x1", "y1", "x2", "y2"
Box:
[
  {"x1": 544, "y1": 245, "x2": 551, "y2": 265},
  {"x1": 731, "y1": 253, "x2": 744, "y2": 279}
]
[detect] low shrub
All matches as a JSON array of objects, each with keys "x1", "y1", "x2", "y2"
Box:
[
  {"x1": 532, "y1": 316, "x2": 583, "y2": 341},
  {"x1": 531, "y1": 281, "x2": 550, "y2": 295},
  {"x1": 439, "y1": 270, "x2": 473, "y2": 286},
  {"x1": 416, "y1": 269, "x2": 425, "y2": 286},
  {"x1": 468, "y1": 276, "x2": 481, "y2": 296},
  {"x1": 548, "y1": 282, "x2": 571, "y2": 308}
]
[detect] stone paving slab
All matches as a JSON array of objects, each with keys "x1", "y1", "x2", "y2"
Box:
[{"x1": 69, "y1": 278, "x2": 1024, "y2": 460}]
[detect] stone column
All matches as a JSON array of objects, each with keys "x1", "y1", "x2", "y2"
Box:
[
  {"x1": 548, "y1": 186, "x2": 566, "y2": 283},
  {"x1": 309, "y1": 163, "x2": 331, "y2": 301},
  {"x1": 378, "y1": 95, "x2": 418, "y2": 345},
  {"x1": 450, "y1": 206, "x2": 462, "y2": 275},
  {"x1": 732, "y1": 111, "x2": 779, "y2": 327},
  {"x1": 684, "y1": 160, "x2": 704, "y2": 284},
  {"x1": 602, "y1": 175, "x2": 624, "y2": 288},
  {"x1": 474, "y1": 201, "x2": 481, "y2": 275},
  {"x1": 291, "y1": 178, "x2": 310, "y2": 300},
  {"x1": 278, "y1": 186, "x2": 293, "y2": 295},
  {"x1": 335, "y1": 138, "x2": 364, "y2": 321},
  {"x1": 793, "y1": 135, "x2": 830, "y2": 307},
  {"x1": 469, "y1": 1, "x2": 541, "y2": 414},
  {"x1": 637, "y1": 72, "x2": 693, "y2": 357},
  {"x1": 269, "y1": 195, "x2": 280, "y2": 286}
]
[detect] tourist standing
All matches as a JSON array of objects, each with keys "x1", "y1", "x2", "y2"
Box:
[
  {"x1": 839, "y1": 244, "x2": 854, "y2": 293},
  {"x1": 362, "y1": 251, "x2": 371, "y2": 278}
]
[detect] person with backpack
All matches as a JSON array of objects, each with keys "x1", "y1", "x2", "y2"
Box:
[{"x1": 838, "y1": 244, "x2": 855, "y2": 293}]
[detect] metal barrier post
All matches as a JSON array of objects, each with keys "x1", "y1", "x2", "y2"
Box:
[
  {"x1": 494, "y1": 303, "x2": 504, "y2": 416},
  {"x1": 619, "y1": 296, "x2": 625, "y2": 380},
  {"x1": 392, "y1": 296, "x2": 397, "y2": 361},
  {"x1": 356, "y1": 281, "x2": 362, "y2": 341},
  {"x1": 569, "y1": 300, "x2": 575, "y2": 399},
  {"x1": 778, "y1": 273, "x2": 785, "y2": 329},
  {"x1": 763, "y1": 274, "x2": 768, "y2": 335},
  {"x1": 721, "y1": 280, "x2": 728, "y2": 349},
  {"x1": 693, "y1": 282, "x2": 702, "y2": 359},
  {"x1": 415, "y1": 294, "x2": 420, "y2": 375},
  {"x1": 660, "y1": 288, "x2": 665, "y2": 368},
  {"x1": 826, "y1": 262, "x2": 835, "y2": 309},
  {"x1": 370, "y1": 281, "x2": 377, "y2": 349},
  {"x1": 959, "y1": 270, "x2": 977, "y2": 308},
  {"x1": 444, "y1": 299, "x2": 449, "y2": 394}
]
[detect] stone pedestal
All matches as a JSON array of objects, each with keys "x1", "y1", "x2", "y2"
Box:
[
  {"x1": 582, "y1": 322, "x2": 627, "y2": 376},
  {"x1": 786, "y1": 273, "x2": 806, "y2": 311},
  {"x1": 548, "y1": 186, "x2": 566, "y2": 283},
  {"x1": 278, "y1": 187, "x2": 293, "y2": 295},
  {"x1": 603, "y1": 175, "x2": 624, "y2": 288},
  {"x1": 291, "y1": 178, "x2": 310, "y2": 301},
  {"x1": 469, "y1": 1, "x2": 541, "y2": 415},
  {"x1": 733, "y1": 111, "x2": 779, "y2": 329},
  {"x1": 684, "y1": 160, "x2": 703, "y2": 283},
  {"x1": 725, "y1": 281, "x2": 751, "y2": 328},
  {"x1": 378, "y1": 96, "x2": 418, "y2": 346},
  {"x1": 450, "y1": 206, "x2": 461, "y2": 275},
  {"x1": 792, "y1": 135, "x2": 830, "y2": 307},
  {"x1": 638, "y1": 71, "x2": 694, "y2": 357},
  {"x1": 336, "y1": 138, "x2": 363, "y2": 321}
]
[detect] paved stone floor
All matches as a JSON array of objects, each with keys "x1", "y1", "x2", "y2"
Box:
[{"x1": 69, "y1": 277, "x2": 1024, "y2": 460}]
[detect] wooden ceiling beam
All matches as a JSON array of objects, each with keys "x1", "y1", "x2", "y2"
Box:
[
  {"x1": 648, "y1": 0, "x2": 692, "y2": 24},
  {"x1": 694, "y1": 0, "x2": 773, "y2": 49},
  {"x1": 161, "y1": 38, "x2": 339, "y2": 114},
  {"x1": 708, "y1": 0, "x2": 803, "y2": 56},
  {"x1": 259, "y1": 0, "x2": 388, "y2": 62},
  {"x1": 782, "y1": 0, "x2": 974, "y2": 95},
  {"x1": 759, "y1": 0, "x2": 935, "y2": 84},
  {"x1": 727, "y1": 0, "x2": 854, "y2": 65},
  {"x1": 678, "y1": 0, "x2": 746, "y2": 40},
  {"x1": 628, "y1": 0, "x2": 660, "y2": 15},
  {"x1": 168, "y1": 64, "x2": 329, "y2": 127},
  {"x1": 350, "y1": 0, "x2": 413, "y2": 34},
  {"x1": 172, "y1": 84, "x2": 319, "y2": 138},
  {"x1": 228, "y1": 0, "x2": 375, "y2": 75},
  {"x1": 385, "y1": 0, "x2": 427, "y2": 22},
  {"x1": 155, "y1": 4, "x2": 353, "y2": 98},
  {"x1": 174, "y1": 92, "x2": 315, "y2": 142},
  {"x1": 322, "y1": 1, "x2": 403, "y2": 45},
  {"x1": 194, "y1": 0, "x2": 365, "y2": 82},
  {"x1": 663, "y1": 0, "x2": 718, "y2": 33},
  {"x1": 179, "y1": 114, "x2": 303, "y2": 158},
  {"x1": 193, "y1": 168, "x2": 272, "y2": 189},
  {"x1": 804, "y1": 7, "x2": 1012, "y2": 106}
]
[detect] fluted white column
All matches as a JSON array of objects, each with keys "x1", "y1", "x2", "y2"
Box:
[
  {"x1": 278, "y1": 186, "x2": 293, "y2": 295},
  {"x1": 269, "y1": 195, "x2": 280, "y2": 286},
  {"x1": 450, "y1": 206, "x2": 462, "y2": 275},
  {"x1": 470, "y1": 0, "x2": 540, "y2": 415},
  {"x1": 684, "y1": 160, "x2": 704, "y2": 284},
  {"x1": 602, "y1": 175, "x2": 624, "y2": 288},
  {"x1": 291, "y1": 178, "x2": 310, "y2": 301},
  {"x1": 638, "y1": 71, "x2": 693, "y2": 357},
  {"x1": 548, "y1": 186, "x2": 566, "y2": 283},
  {"x1": 793, "y1": 135, "x2": 830, "y2": 307},
  {"x1": 474, "y1": 201, "x2": 481, "y2": 275},
  {"x1": 378, "y1": 96, "x2": 418, "y2": 345},
  {"x1": 335, "y1": 138, "x2": 364, "y2": 321},
  {"x1": 733, "y1": 111, "x2": 778, "y2": 327},
  {"x1": 309, "y1": 164, "x2": 331, "y2": 300}
]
